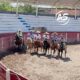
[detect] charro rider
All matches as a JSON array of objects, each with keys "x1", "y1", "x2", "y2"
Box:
[
  {"x1": 15, "y1": 29, "x2": 23, "y2": 41},
  {"x1": 43, "y1": 32, "x2": 50, "y2": 41},
  {"x1": 34, "y1": 31, "x2": 41, "y2": 41},
  {"x1": 60, "y1": 34, "x2": 66, "y2": 43},
  {"x1": 51, "y1": 32, "x2": 58, "y2": 43}
]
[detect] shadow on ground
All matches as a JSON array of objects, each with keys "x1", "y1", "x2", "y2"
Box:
[
  {"x1": 0, "y1": 47, "x2": 27, "y2": 60},
  {"x1": 30, "y1": 52, "x2": 71, "y2": 62}
]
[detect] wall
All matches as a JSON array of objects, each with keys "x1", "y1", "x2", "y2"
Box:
[{"x1": 0, "y1": 32, "x2": 80, "y2": 52}]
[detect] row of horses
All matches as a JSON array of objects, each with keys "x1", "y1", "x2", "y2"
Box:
[
  {"x1": 14, "y1": 35, "x2": 67, "y2": 58},
  {"x1": 26, "y1": 38, "x2": 67, "y2": 58}
]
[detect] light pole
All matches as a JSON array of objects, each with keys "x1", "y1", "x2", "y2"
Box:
[
  {"x1": 35, "y1": 0, "x2": 38, "y2": 16},
  {"x1": 16, "y1": 0, "x2": 19, "y2": 16}
]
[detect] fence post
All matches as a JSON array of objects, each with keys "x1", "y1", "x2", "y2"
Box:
[
  {"x1": 10, "y1": 36, "x2": 13, "y2": 47},
  {"x1": 66, "y1": 32, "x2": 68, "y2": 42},
  {"x1": 1, "y1": 38, "x2": 4, "y2": 49},
  {"x1": 77, "y1": 33, "x2": 79, "y2": 42},
  {"x1": 6, "y1": 68, "x2": 10, "y2": 80}
]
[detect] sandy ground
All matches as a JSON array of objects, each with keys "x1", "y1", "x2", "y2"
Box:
[{"x1": 1, "y1": 44, "x2": 80, "y2": 80}]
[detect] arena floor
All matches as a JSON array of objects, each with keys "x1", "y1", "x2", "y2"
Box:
[{"x1": 1, "y1": 44, "x2": 80, "y2": 80}]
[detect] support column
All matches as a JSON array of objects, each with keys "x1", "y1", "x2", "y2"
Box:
[
  {"x1": 66, "y1": 32, "x2": 68, "y2": 42},
  {"x1": 1, "y1": 38, "x2": 3, "y2": 49},
  {"x1": 35, "y1": 0, "x2": 38, "y2": 16},
  {"x1": 6, "y1": 69, "x2": 10, "y2": 80},
  {"x1": 36, "y1": 5, "x2": 38, "y2": 16},
  {"x1": 77, "y1": 33, "x2": 79, "y2": 42},
  {"x1": 56, "y1": 7, "x2": 57, "y2": 14},
  {"x1": 16, "y1": 0, "x2": 19, "y2": 16},
  {"x1": 75, "y1": 7, "x2": 77, "y2": 19}
]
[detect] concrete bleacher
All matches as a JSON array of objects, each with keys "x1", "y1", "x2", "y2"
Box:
[
  {"x1": 0, "y1": 13, "x2": 80, "y2": 33},
  {"x1": 20, "y1": 14, "x2": 80, "y2": 32},
  {"x1": 0, "y1": 13, "x2": 29, "y2": 33}
]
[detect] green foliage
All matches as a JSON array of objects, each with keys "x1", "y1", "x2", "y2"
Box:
[
  {"x1": 0, "y1": 2, "x2": 36, "y2": 14},
  {"x1": 0, "y1": 2, "x2": 11, "y2": 11},
  {"x1": 23, "y1": 5, "x2": 35, "y2": 13}
]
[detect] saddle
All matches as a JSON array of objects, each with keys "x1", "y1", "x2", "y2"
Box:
[{"x1": 15, "y1": 35, "x2": 23, "y2": 45}]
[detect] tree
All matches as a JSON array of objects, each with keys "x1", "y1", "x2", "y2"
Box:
[{"x1": 23, "y1": 5, "x2": 35, "y2": 13}]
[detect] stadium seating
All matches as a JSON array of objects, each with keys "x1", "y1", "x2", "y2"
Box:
[
  {"x1": 0, "y1": 13, "x2": 29, "y2": 33},
  {"x1": 0, "y1": 13, "x2": 80, "y2": 33},
  {"x1": 20, "y1": 14, "x2": 80, "y2": 32}
]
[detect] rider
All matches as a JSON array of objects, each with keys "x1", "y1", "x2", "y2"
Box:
[
  {"x1": 51, "y1": 32, "x2": 58, "y2": 43},
  {"x1": 43, "y1": 32, "x2": 50, "y2": 41},
  {"x1": 60, "y1": 34, "x2": 66, "y2": 43},
  {"x1": 16, "y1": 29, "x2": 23, "y2": 40},
  {"x1": 59, "y1": 34, "x2": 67, "y2": 49},
  {"x1": 34, "y1": 31, "x2": 41, "y2": 41}
]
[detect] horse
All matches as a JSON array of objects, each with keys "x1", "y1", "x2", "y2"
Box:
[
  {"x1": 26, "y1": 38, "x2": 33, "y2": 53},
  {"x1": 50, "y1": 40, "x2": 59, "y2": 56},
  {"x1": 14, "y1": 35, "x2": 27, "y2": 52},
  {"x1": 15, "y1": 35, "x2": 23, "y2": 48},
  {"x1": 58, "y1": 42, "x2": 67, "y2": 58},
  {"x1": 33, "y1": 39, "x2": 43, "y2": 53},
  {"x1": 43, "y1": 39, "x2": 50, "y2": 55}
]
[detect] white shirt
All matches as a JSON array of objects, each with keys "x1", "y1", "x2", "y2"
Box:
[
  {"x1": 34, "y1": 34, "x2": 41, "y2": 40},
  {"x1": 43, "y1": 34, "x2": 50, "y2": 40}
]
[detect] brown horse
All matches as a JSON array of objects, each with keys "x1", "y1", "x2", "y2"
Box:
[
  {"x1": 50, "y1": 40, "x2": 59, "y2": 56},
  {"x1": 26, "y1": 38, "x2": 33, "y2": 53},
  {"x1": 33, "y1": 39, "x2": 43, "y2": 53}
]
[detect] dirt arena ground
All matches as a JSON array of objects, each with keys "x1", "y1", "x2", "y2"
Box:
[{"x1": 1, "y1": 44, "x2": 80, "y2": 80}]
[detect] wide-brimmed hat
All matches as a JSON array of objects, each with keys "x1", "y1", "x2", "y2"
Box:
[
  {"x1": 36, "y1": 31, "x2": 40, "y2": 33},
  {"x1": 51, "y1": 32, "x2": 58, "y2": 35},
  {"x1": 44, "y1": 32, "x2": 49, "y2": 34}
]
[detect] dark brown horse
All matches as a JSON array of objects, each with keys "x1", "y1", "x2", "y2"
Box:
[
  {"x1": 58, "y1": 42, "x2": 67, "y2": 58},
  {"x1": 15, "y1": 35, "x2": 24, "y2": 49},
  {"x1": 50, "y1": 40, "x2": 59, "y2": 56},
  {"x1": 43, "y1": 39, "x2": 50, "y2": 55}
]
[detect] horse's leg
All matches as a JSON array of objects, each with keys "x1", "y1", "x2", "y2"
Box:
[
  {"x1": 48, "y1": 48, "x2": 49, "y2": 54},
  {"x1": 61, "y1": 50, "x2": 63, "y2": 58},
  {"x1": 65, "y1": 49, "x2": 67, "y2": 58},
  {"x1": 53, "y1": 48, "x2": 56, "y2": 54},
  {"x1": 50, "y1": 49, "x2": 53, "y2": 56},
  {"x1": 45, "y1": 48, "x2": 47, "y2": 56},
  {"x1": 58, "y1": 49, "x2": 60, "y2": 58},
  {"x1": 37, "y1": 47, "x2": 38, "y2": 53},
  {"x1": 41, "y1": 47, "x2": 43, "y2": 52},
  {"x1": 29, "y1": 48, "x2": 31, "y2": 53}
]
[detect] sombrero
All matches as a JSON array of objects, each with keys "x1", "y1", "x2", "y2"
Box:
[
  {"x1": 44, "y1": 32, "x2": 49, "y2": 34},
  {"x1": 36, "y1": 31, "x2": 40, "y2": 33},
  {"x1": 51, "y1": 32, "x2": 58, "y2": 35}
]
